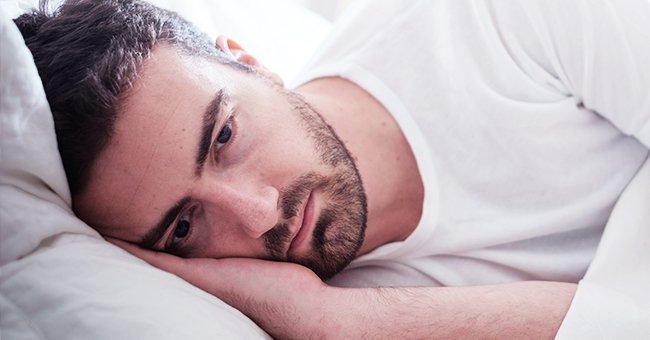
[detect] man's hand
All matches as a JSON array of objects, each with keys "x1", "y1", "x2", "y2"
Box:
[
  {"x1": 110, "y1": 239, "x2": 333, "y2": 338},
  {"x1": 111, "y1": 239, "x2": 577, "y2": 339}
]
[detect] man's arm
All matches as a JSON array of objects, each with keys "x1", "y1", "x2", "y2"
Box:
[
  {"x1": 112, "y1": 240, "x2": 575, "y2": 339},
  {"x1": 329, "y1": 281, "x2": 576, "y2": 339},
  {"x1": 494, "y1": 0, "x2": 650, "y2": 148}
]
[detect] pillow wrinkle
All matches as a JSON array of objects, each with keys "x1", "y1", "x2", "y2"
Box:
[{"x1": 0, "y1": 9, "x2": 74, "y2": 264}]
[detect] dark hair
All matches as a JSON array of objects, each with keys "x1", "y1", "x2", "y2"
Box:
[{"x1": 13, "y1": 0, "x2": 238, "y2": 195}]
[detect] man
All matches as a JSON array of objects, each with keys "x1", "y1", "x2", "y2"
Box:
[{"x1": 15, "y1": 0, "x2": 649, "y2": 338}]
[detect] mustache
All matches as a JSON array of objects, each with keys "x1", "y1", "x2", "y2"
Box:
[
  {"x1": 279, "y1": 172, "x2": 322, "y2": 219},
  {"x1": 263, "y1": 172, "x2": 323, "y2": 260}
]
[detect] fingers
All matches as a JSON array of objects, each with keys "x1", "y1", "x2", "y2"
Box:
[
  {"x1": 105, "y1": 237, "x2": 235, "y2": 294},
  {"x1": 105, "y1": 237, "x2": 189, "y2": 274},
  {"x1": 104, "y1": 235, "x2": 329, "y2": 337}
]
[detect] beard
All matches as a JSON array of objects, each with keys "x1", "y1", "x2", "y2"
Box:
[{"x1": 262, "y1": 91, "x2": 368, "y2": 280}]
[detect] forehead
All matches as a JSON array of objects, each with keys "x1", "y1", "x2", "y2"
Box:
[{"x1": 75, "y1": 45, "x2": 224, "y2": 238}]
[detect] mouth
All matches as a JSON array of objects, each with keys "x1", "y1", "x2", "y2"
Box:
[{"x1": 288, "y1": 191, "x2": 316, "y2": 256}]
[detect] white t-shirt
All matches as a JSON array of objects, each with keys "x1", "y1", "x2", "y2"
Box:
[{"x1": 292, "y1": 0, "x2": 650, "y2": 336}]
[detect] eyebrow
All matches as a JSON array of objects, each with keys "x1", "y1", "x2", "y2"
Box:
[
  {"x1": 195, "y1": 89, "x2": 225, "y2": 176},
  {"x1": 139, "y1": 89, "x2": 225, "y2": 249}
]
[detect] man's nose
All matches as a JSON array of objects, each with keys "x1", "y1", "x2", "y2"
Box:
[{"x1": 198, "y1": 181, "x2": 279, "y2": 239}]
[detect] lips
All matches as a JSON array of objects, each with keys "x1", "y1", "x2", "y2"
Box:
[{"x1": 288, "y1": 191, "x2": 315, "y2": 255}]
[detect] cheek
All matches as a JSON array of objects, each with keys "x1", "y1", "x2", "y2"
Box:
[
  {"x1": 242, "y1": 113, "x2": 322, "y2": 172},
  {"x1": 196, "y1": 226, "x2": 268, "y2": 259}
]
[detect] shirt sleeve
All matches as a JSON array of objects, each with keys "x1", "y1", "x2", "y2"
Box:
[
  {"x1": 490, "y1": 0, "x2": 650, "y2": 336},
  {"x1": 493, "y1": 0, "x2": 650, "y2": 148}
]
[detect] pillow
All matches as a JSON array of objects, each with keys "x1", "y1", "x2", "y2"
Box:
[
  {"x1": 0, "y1": 4, "x2": 92, "y2": 267},
  {"x1": 0, "y1": 2, "x2": 330, "y2": 339},
  {"x1": 148, "y1": 0, "x2": 332, "y2": 82}
]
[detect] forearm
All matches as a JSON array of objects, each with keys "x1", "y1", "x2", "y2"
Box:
[
  {"x1": 110, "y1": 241, "x2": 577, "y2": 339},
  {"x1": 323, "y1": 281, "x2": 577, "y2": 339}
]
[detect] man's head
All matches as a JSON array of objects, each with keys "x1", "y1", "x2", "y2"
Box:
[{"x1": 15, "y1": 0, "x2": 368, "y2": 279}]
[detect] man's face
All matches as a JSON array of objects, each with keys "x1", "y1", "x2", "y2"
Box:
[{"x1": 76, "y1": 45, "x2": 367, "y2": 279}]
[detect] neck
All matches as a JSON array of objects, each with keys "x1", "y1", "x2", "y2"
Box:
[{"x1": 296, "y1": 77, "x2": 424, "y2": 256}]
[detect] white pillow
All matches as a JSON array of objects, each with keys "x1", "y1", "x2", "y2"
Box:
[
  {"x1": 0, "y1": 5, "x2": 92, "y2": 267},
  {"x1": 0, "y1": 2, "x2": 330, "y2": 339},
  {"x1": 148, "y1": 0, "x2": 332, "y2": 82}
]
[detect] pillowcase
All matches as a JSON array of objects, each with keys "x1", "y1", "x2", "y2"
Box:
[
  {"x1": 0, "y1": 4, "x2": 92, "y2": 267},
  {"x1": 149, "y1": 0, "x2": 331, "y2": 82},
  {"x1": 0, "y1": 1, "x2": 330, "y2": 339}
]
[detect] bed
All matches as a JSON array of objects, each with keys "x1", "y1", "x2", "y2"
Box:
[{"x1": 0, "y1": 1, "x2": 330, "y2": 338}]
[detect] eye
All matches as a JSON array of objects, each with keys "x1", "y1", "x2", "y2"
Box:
[
  {"x1": 170, "y1": 213, "x2": 191, "y2": 247},
  {"x1": 215, "y1": 120, "x2": 233, "y2": 151}
]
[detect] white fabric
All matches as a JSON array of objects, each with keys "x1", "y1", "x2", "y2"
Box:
[
  {"x1": 0, "y1": 2, "x2": 92, "y2": 267},
  {"x1": 291, "y1": 0, "x2": 650, "y2": 336},
  {"x1": 557, "y1": 156, "x2": 650, "y2": 338},
  {"x1": 0, "y1": 1, "x2": 330, "y2": 339},
  {"x1": 147, "y1": 0, "x2": 331, "y2": 82}
]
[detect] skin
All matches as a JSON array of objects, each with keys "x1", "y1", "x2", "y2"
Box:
[{"x1": 78, "y1": 37, "x2": 576, "y2": 337}]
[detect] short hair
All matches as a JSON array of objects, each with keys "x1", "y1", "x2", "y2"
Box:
[{"x1": 13, "y1": 0, "x2": 241, "y2": 195}]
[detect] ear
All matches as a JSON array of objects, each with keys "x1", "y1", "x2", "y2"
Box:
[{"x1": 215, "y1": 35, "x2": 284, "y2": 86}]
